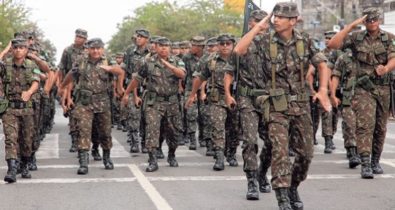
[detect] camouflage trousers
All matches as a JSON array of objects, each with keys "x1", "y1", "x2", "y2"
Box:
[
  {"x1": 2, "y1": 108, "x2": 35, "y2": 160},
  {"x1": 209, "y1": 103, "x2": 228, "y2": 149},
  {"x1": 184, "y1": 92, "x2": 198, "y2": 135},
  {"x1": 120, "y1": 94, "x2": 141, "y2": 132},
  {"x1": 74, "y1": 106, "x2": 113, "y2": 151},
  {"x1": 341, "y1": 106, "x2": 357, "y2": 148},
  {"x1": 68, "y1": 108, "x2": 78, "y2": 136},
  {"x1": 112, "y1": 96, "x2": 121, "y2": 125},
  {"x1": 310, "y1": 99, "x2": 320, "y2": 139},
  {"x1": 225, "y1": 108, "x2": 239, "y2": 150},
  {"x1": 32, "y1": 93, "x2": 43, "y2": 152},
  {"x1": 237, "y1": 96, "x2": 271, "y2": 172},
  {"x1": 268, "y1": 106, "x2": 314, "y2": 189},
  {"x1": 353, "y1": 86, "x2": 390, "y2": 156},
  {"x1": 144, "y1": 101, "x2": 183, "y2": 151},
  {"x1": 199, "y1": 101, "x2": 212, "y2": 141},
  {"x1": 321, "y1": 106, "x2": 339, "y2": 137}
]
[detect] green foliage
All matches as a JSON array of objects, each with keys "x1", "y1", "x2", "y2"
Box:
[{"x1": 107, "y1": 0, "x2": 243, "y2": 53}]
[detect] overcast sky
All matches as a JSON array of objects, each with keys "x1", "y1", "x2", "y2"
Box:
[{"x1": 24, "y1": 0, "x2": 277, "y2": 62}]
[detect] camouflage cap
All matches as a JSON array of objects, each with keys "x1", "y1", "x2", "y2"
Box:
[
  {"x1": 14, "y1": 32, "x2": 25, "y2": 39},
  {"x1": 250, "y1": 10, "x2": 268, "y2": 21},
  {"x1": 75, "y1": 28, "x2": 88, "y2": 38},
  {"x1": 190, "y1": 36, "x2": 206, "y2": 46},
  {"x1": 135, "y1": 29, "x2": 150, "y2": 38},
  {"x1": 362, "y1": 7, "x2": 380, "y2": 20},
  {"x1": 324, "y1": 31, "x2": 337, "y2": 39},
  {"x1": 172, "y1": 41, "x2": 181, "y2": 49},
  {"x1": 11, "y1": 38, "x2": 28, "y2": 47},
  {"x1": 87, "y1": 38, "x2": 104, "y2": 48},
  {"x1": 179, "y1": 41, "x2": 191, "y2": 48},
  {"x1": 156, "y1": 37, "x2": 171, "y2": 46},
  {"x1": 115, "y1": 52, "x2": 124, "y2": 58},
  {"x1": 206, "y1": 37, "x2": 218, "y2": 46},
  {"x1": 217, "y1": 34, "x2": 236, "y2": 43},
  {"x1": 272, "y1": 2, "x2": 299, "y2": 18},
  {"x1": 149, "y1": 35, "x2": 162, "y2": 43}
]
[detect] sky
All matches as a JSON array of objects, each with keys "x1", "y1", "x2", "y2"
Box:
[{"x1": 24, "y1": 0, "x2": 278, "y2": 62}]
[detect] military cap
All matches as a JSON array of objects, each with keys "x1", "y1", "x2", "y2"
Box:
[
  {"x1": 75, "y1": 28, "x2": 88, "y2": 38},
  {"x1": 115, "y1": 52, "x2": 124, "y2": 58},
  {"x1": 14, "y1": 32, "x2": 25, "y2": 39},
  {"x1": 26, "y1": 31, "x2": 36, "y2": 39},
  {"x1": 217, "y1": 34, "x2": 236, "y2": 43},
  {"x1": 29, "y1": 44, "x2": 40, "y2": 52},
  {"x1": 149, "y1": 36, "x2": 162, "y2": 43},
  {"x1": 179, "y1": 41, "x2": 191, "y2": 49},
  {"x1": 87, "y1": 38, "x2": 104, "y2": 48},
  {"x1": 11, "y1": 38, "x2": 28, "y2": 47},
  {"x1": 156, "y1": 37, "x2": 171, "y2": 46},
  {"x1": 206, "y1": 37, "x2": 218, "y2": 46},
  {"x1": 135, "y1": 29, "x2": 150, "y2": 38},
  {"x1": 362, "y1": 7, "x2": 380, "y2": 20},
  {"x1": 172, "y1": 41, "x2": 181, "y2": 49},
  {"x1": 250, "y1": 10, "x2": 268, "y2": 21},
  {"x1": 324, "y1": 31, "x2": 337, "y2": 39},
  {"x1": 190, "y1": 36, "x2": 206, "y2": 46},
  {"x1": 272, "y1": 2, "x2": 299, "y2": 18}
]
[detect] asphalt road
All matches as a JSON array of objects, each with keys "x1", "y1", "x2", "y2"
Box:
[{"x1": 0, "y1": 107, "x2": 394, "y2": 210}]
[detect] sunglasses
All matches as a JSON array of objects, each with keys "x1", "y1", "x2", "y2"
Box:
[
  {"x1": 219, "y1": 41, "x2": 233, "y2": 46},
  {"x1": 364, "y1": 18, "x2": 378, "y2": 24}
]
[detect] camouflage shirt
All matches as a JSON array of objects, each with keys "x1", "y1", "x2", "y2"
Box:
[
  {"x1": 58, "y1": 44, "x2": 85, "y2": 76},
  {"x1": 332, "y1": 50, "x2": 359, "y2": 90},
  {"x1": 124, "y1": 45, "x2": 150, "y2": 77},
  {"x1": 321, "y1": 48, "x2": 342, "y2": 70},
  {"x1": 135, "y1": 54, "x2": 185, "y2": 96},
  {"x1": 342, "y1": 29, "x2": 395, "y2": 77},
  {"x1": 182, "y1": 53, "x2": 201, "y2": 91}
]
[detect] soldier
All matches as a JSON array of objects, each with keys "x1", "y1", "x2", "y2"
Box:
[
  {"x1": 330, "y1": 49, "x2": 361, "y2": 168},
  {"x1": 122, "y1": 37, "x2": 185, "y2": 172},
  {"x1": 1, "y1": 38, "x2": 41, "y2": 183},
  {"x1": 171, "y1": 42, "x2": 181, "y2": 57},
  {"x1": 179, "y1": 41, "x2": 190, "y2": 57},
  {"x1": 123, "y1": 29, "x2": 150, "y2": 153},
  {"x1": 186, "y1": 34, "x2": 237, "y2": 171},
  {"x1": 58, "y1": 28, "x2": 88, "y2": 153},
  {"x1": 61, "y1": 38, "x2": 125, "y2": 175},
  {"x1": 111, "y1": 52, "x2": 124, "y2": 128},
  {"x1": 182, "y1": 36, "x2": 206, "y2": 150},
  {"x1": 224, "y1": 9, "x2": 272, "y2": 200},
  {"x1": 328, "y1": 7, "x2": 395, "y2": 178},
  {"x1": 234, "y1": 2, "x2": 331, "y2": 209}
]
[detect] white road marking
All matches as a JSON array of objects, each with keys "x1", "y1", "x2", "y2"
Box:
[
  {"x1": 128, "y1": 164, "x2": 173, "y2": 210},
  {"x1": 0, "y1": 177, "x2": 136, "y2": 185},
  {"x1": 111, "y1": 137, "x2": 130, "y2": 158},
  {"x1": 36, "y1": 134, "x2": 60, "y2": 159}
]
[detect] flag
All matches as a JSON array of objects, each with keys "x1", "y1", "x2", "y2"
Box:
[{"x1": 242, "y1": 0, "x2": 260, "y2": 35}]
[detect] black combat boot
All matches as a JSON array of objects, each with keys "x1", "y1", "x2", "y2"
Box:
[
  {"x1": 360, "y1": 155, "x2": 374, "y2": 179},
  {"x1": 226, "y1": 147, "x2": 238, "y2": 167},
  {"x1": 130, "y1": 132, "x2": 140, "y2": 153},
  {"x1": 199, "y1": 139, "x2": 206, "y2": 147},
  {"x1": 77, "y1": 150, "x2": 89, "y2": 175},
  {"x1": 188, "y1": 133, "x2": 197, "y2": 150},
  {"x1": 289, "y1": 186, "x2": 304, "y2": 210},
  {"x1": 146, "y1": 150, "x2": 159, "y2": 172},
  {"x1": 4, "y1": 159, "x2": 17, "y2": 183},
  {"x1": 346, "y1": 147, "x2": 352, "y2": 159},
  {"x1": 213, "y1": 148, "x2": 225, "y2": 171},
  {"x1": 156, "y1": 147, "x2": 165, "y2": 159},
  {"x1": 103, "y1": 150, "x2": 114, "y2": 170},
  {"x1": 328, "y1": 135, "x2": 336, "y2": 150},
  {"x1": 69, "y1": 134, "x2": 78, "y2": 153},
  {"x1": 348, "y1": 147, "x2": 361, "y2": 169},
  {"x1": 275, "y1": 188, "x2": 292, "y2": 210},
  {"x1": 324, "y1": 136, "x2": 332, "y2": 154},
  {"x1": 313, "y1": 136, "x2": 318, "y2": 145},
  {"x1": 205, "y1": 139, "x2": 215, "y2": 156},
  {"x1": 122, "y1": 121, "x2": 128, "y2": 132},
  {"x1": 167, "y1": 148, "x2": 179, "y2": 167},
  {"x1": 288, "y1": 147, "x2": 295, "y2": 157},
  {"x1": 117, "y1": 122, "x2": 123, "y2": 130},
  {"x1": 126, "y1": 131, "x2": 132, "y2": 143},
  {"x1": 245, "y1": 170, "x2": 259, "y2": 200},
  {"x1": 183, "y1": 133, "x2": 190, "y2": 144},
  {"x1": 91, "y1": 144, "x2": 102, "y2": 161},
  {"x1": 371, "y1": 154, "x2": 384, "y2": 174},
  {"x1": 21, "y1": 157, "x2": 32, "y2": 179},
  {"x1": 28, "y1": 152, "x2": 38, "y2": 171},
  {"x1": 257, "y1": 162, "x2": 271, "y2": 193}
]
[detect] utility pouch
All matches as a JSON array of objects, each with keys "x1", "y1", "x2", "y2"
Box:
[
  {"x1": 145, "y1": 92, "x2": 156, "y2": 106},
  {"x1": 270, "y1": 88, "x2": 288, "y2": 112},
  {"x1": 0, "y1": 99, "x2": 9, "y2": 114},
  {"x1": 251, "y1": 89, "x2": 266, "y2": 97},
  {"x1": 210, "y1": 88, "x2": 219, "y2": 103},
  {"x1": 342, "y1": 91, "x2": 352, "y2": 106},
  {"x1": 255, "y1": 95, "x2": 270, "y2": 122},
  {"x1": 79, "y1": 89, "x2": 93, "y2": 106},
  {"x1": 357, "y1": 75, "x2": 375, "y2": 92}
]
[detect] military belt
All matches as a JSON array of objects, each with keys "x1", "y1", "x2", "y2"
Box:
[
  {"x1": 238, "y1": 86, "x2": 266, "y2": 97},
  {"x1": 286, "y1": 93, "x2": 309, "y2": 102},
  {"x1": 371, "y1": 77, "x2": 391, "y2": 86},
  {"x1": 156, "y1": 94, "x2": 178, "y2": 102},
  {"x1": 8, "y1": 101, "x2": 29, "y2": 109}
]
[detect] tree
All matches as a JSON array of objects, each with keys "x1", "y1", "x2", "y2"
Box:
[{"x1": 107, "y1": 0, "x2": 243, "y2": 53}]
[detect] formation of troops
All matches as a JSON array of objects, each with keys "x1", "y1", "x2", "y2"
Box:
[{"x1": 0, "y1": 2, "x2": 395, "y2": 210}]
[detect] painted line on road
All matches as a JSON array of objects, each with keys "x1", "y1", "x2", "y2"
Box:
[
  {"x1": 0, "y1": 177, "x2": 136, "y2": 185},
  {"x1": 128, "y1": 164, "x2": 173, "y2": 210},
  {"x1": 111, "y1": 137, "x2": 131, "y2": 158},
  {"x1": 381, "y1": 160, "x2": 395, "y2": 168}
]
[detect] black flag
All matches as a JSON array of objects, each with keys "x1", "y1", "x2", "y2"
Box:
[{"x1": 242, "y1": 0, "x2": 260, "y2": 35}]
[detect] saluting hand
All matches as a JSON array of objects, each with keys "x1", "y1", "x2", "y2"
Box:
[
  {"x1": 351, "y1": 15, "x2": 367, "y2": 28},
  {"x1": 256, "y1": 13, "x2": 272, "y2": 31}
]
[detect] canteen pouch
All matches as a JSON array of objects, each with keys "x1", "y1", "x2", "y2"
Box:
[
  {"x1": 255, "y1": 95, "x2": 270, "y2": 122},
  {"x1": 270, "y1": 88, "x2": 288, "y2": 112},
  {"x1": 0, "y1": 99, "x2": 9, "y2": 114},
  {"x1": 357, "y1": 75, "x2": 375, "y2": 92},
  {"x1": 79, "y1": 89, "x2": 93, "y2": 106}
]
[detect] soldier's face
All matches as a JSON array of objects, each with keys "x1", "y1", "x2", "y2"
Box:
[
  {"x1": 364, "y1": 18, "x2": 380, "y2": 32},
  {"x1": 88, "y1": 47, "x2": 104, "y2": 60},
  {"x1": 115, "y1": 57, "x2": 123, "y2": 64},
  {"x1": 218, "y1": 41, "x2": 233, "y2": 56},
  {"x1": 12, "y1": 45, "x2": 28, "y2": 59},
  {"x1": 171, "y1": 48, "x2": 180, "y2": 55},
  {"x1": 74, "y1": 36, "x2": 86, "y2": 46},
  {"x1": 136, "y1": 35, "x2": 148, "y2": 47},
  {"x1": 191, "y1": 45, "x2": 203, "y2": 54},
  {"x1": 273, "y1": 16, "x2": 296, "y2": 33},
  {"x1": 206, "y1": 45, "x2": 218, "y2": 53},
  {"x1": 157, "y1": 44, "x2": 170, "y2": 58}
]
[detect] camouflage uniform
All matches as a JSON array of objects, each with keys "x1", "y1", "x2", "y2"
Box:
[
  {"x1": 1, "y1": 43, "x2": 41, "y2": 182},
  {"x1": 340, "y1": 8, "x2": 395, "y2": 177},
  {"x1": 58, "y1": 29, "x2": 87, "y2": 152},
  {"x1": 135, "y1": 37, "x2": 185, "y2": 172},
  {"x1": 182, "y1": 36, "x2": 205, "y2": 150}
]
